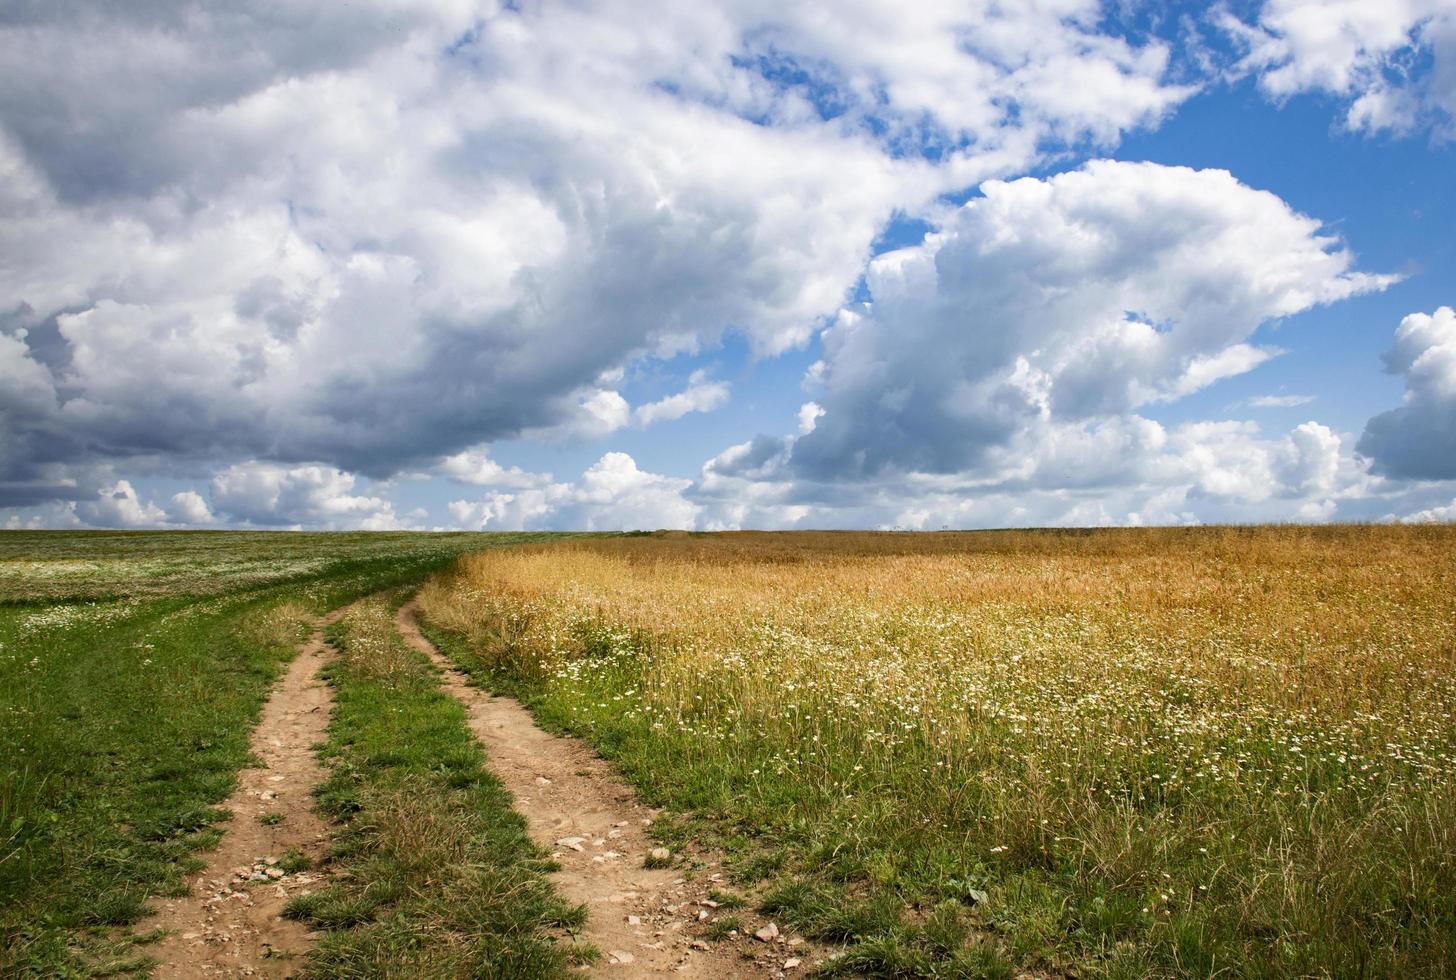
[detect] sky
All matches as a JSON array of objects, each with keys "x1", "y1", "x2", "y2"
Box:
[{"x1": 1, "y1": 0, "x2": 1454, "y2": 532}]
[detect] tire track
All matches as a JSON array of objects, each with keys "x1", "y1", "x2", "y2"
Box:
[
  {"x1": 396, "y1": 600, "x2": 815, "y2": 977},
  {"x1": 144, "y1": 610, "x2": 344, "y2": 978}
]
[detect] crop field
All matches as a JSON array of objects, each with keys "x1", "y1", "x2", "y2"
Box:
[
  {"x1": 0, "y1": 530, "x2": 551, "y2": 975},
  {"x1": 417, "y1": 526, "x2": 1456, "y2": 978}
]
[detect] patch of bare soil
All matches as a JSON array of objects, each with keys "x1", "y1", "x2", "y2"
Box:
[
  {"x1": 144, "y1": 611, "x2": 344, "y2": 978},
  {"x1": 396, "y1": 601, "x2": 820, "y2": 977}
]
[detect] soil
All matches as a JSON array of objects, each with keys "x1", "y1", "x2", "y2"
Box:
[
  {"x1": 396, "y1": 600, "x2": 819, "y2": 977},
  {"x1": 143, "y1": 611, "x2": 344, "y2": 978}
]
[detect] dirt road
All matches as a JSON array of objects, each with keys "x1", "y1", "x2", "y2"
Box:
[
  {"x1": 144, "y1": 612, "x2": 343, "y2": 978},
  {"x1": 395, "y1": 601, "x2": 812, "y2": 977}
]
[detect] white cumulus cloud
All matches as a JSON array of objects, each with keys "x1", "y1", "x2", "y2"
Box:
[
  {"x1": 1222, "y1": 0, "x2": 1456, "y2": 137},
  {"x1": 209, "y1": 461, "x2": 407, "y2": 529},
  {"x1": 0, "y1": 0, "x2": 1194, "y2": 504},
  {"x1": 449, "y1": 452, "x2": 698, "y2": 531},
  {"x1": 792, "y1": 160, "x2": 1393, "y2": 480},
  {"x1": 1358, "y1": 306, "x2": 1456, "y2": 480},
  {"x1": 633, "y1": 371, "x2": 731, "y2": 427}
]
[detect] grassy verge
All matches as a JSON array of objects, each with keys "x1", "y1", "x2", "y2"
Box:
[
  {"x1": 0, "y1": 531, "x2": 559, "y2": 976},
  {"x1": 421, "y1": 608, "x2": 1020, "y2": 978},
  {"x1": 284, "y1": 592, "x2": 586, "y2": 977},
  {"x1": 416, "y1": 528, "x2": 1456, "y2": 979}
]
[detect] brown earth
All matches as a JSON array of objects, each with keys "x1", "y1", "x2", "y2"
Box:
[
  {"x1": 143, "y1": 611, "x2": 344, "y2": 978},
  {"x1": 396, "y1": 601, "x2": 820, "y2": 978}
]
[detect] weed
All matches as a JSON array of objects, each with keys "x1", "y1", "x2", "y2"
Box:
[{"x1": 705, "y1": 914, "x2": 743, "y2": 940}]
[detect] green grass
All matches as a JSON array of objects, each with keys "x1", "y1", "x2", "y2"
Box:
[
  {"x1": 0, "y1": 530, "x2": 557, "y2": 976},
  {"x1": 285, "y1": 593, "x2": 586, "y2": 977}
]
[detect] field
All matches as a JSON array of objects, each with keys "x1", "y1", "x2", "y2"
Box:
[
  {"x1": 0, "y1": 530, "x2": 553, "y2": 975},
  {"x1": 416, "y1": 527, "x2": 1456, "y2": 978},
  {"x1": 3, "y1": 526, "x2": 1453, "y2": 978}
]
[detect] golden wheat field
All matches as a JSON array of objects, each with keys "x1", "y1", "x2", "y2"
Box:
[{"x1": 418, "y1": 526, "x2": 1456, "y2": 978}]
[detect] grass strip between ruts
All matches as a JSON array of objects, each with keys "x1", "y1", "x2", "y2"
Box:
[{"x1": 283, "y1": 591, "x2": 589, "y2": 977}]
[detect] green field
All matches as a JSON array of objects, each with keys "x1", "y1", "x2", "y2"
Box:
[{"x1": 0, "y1": 531, "x2": 555, "y2": 975}]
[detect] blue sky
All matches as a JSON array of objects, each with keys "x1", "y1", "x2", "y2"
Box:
[{"x1": 1, "y1": 0, "x2": 1454, "y2": 530}]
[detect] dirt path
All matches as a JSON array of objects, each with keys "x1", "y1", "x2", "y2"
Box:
[
  {"x1": 396, "y1": 601, "x2": 815, "y2": 977},
  {"x1": 144, "y1": 611, "x2": 344, "y2": 978}
]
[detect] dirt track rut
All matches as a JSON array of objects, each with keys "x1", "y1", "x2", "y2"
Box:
[
  {"x1": 144, "y1": 611, "x2": 343, "y2": 978},
  {"x1": 396, "y1": 601, "x2": 813, "y2": 977}
]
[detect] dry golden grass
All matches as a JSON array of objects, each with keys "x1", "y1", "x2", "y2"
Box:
[{"x1": 420, "y1": 526, "x2": 1456, "y2": 977}]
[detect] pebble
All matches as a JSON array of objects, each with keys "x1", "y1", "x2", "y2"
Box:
[
  {"x1": 784, "y1": 957, "x2": 801, "y2": 970},
  {"x1": 607, "y1": 950, "x2": 635, "y2": 965},
  {"x1": 755, "y1": 923, "x2": 780, "y2": 942}
]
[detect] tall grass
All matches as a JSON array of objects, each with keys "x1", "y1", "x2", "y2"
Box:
[{"x1": 418, "y1": 526, "x2": 1456, "y2": 977}]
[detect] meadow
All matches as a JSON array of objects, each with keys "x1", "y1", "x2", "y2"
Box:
[
  {"x1": 0, "y1": 530, "x2": 549, "y2": 975},
  {"x1": 417, "y1": 527, "x2": 1456, "y2": 978}
]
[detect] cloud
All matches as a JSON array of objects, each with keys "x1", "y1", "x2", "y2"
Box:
[
  {"x1": 1222, "y1": 0, "x2": 1456, "y2": 137},
  {"x1": 1397, "y1": 497, "x2": 1456, "y2": 523},
  {"x1": 75, "y1": 480, "x2": 166, "y2": 529},
  {"x1": 167, "y1": 490, "x2": 216, "y2": 525},
  {"x1": 691, "y1": 415, "x2": 1369, "y2": 530},
  {"x1": 1247, "y1": 393, "x2": 1316, "y2": 408},
  {"x1": 1358, "y1": 306, "x2": 1456, "y2": 480},
  {"x1": 679, "y1": 159, "x2": 1400, "y2": 531},
  {"x1": 434, "y1": 446, "x2": 552, "y2": 488},
  {"x1": 208, "y1": 461, "x2": 407, "y2": 529},
  {"x1": 449, "y1": 452, "x2": 697, "y2": 531},
  {"x1": 2, "y1": 4, "x2": 1438, "y2": 535},
  {"x1": 632, "y1": 370, "x2": 731, "y2": 427},
  {"x1": 0, "y1": 1, "x2": 1194, "y2": 498},
  {"x1": 790, "y1": 160, "x2": 1392, "y2": 480},
  {"x1": 68, "y1": 479, "x2": 216, "y2": 530}
]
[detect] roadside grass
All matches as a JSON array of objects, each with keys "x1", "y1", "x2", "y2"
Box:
[
  {"x1": 0, "y1": 531, "x2": 557, "y2": 976},
  {"x1": 285, "y1": 593, "x2": 588, "y2": 977},
  {"x1": 417, "y1": 526, "x2": 1456, "y2": 978}
]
